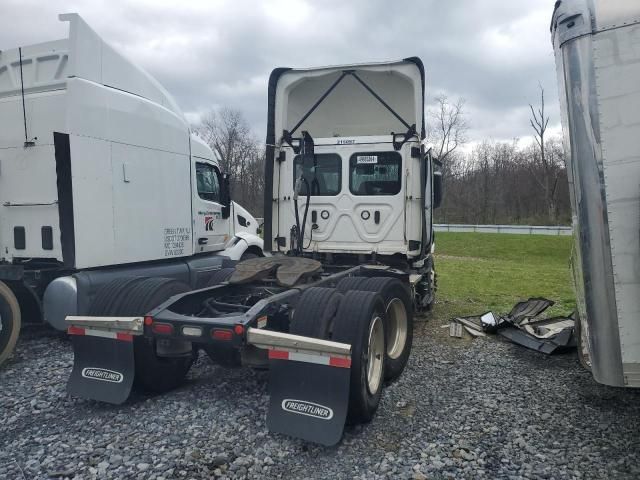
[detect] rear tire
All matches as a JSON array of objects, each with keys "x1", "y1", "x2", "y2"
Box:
[
  {"x1": 0, "y1": 281, "x2": 21, "y2": 366},
  {"x1": 290, "y1": 287, "x2": 342, "y2": 338},
  {"x1": 89, "y1": 277, "x2": 194, "y2": 393},
  {"x1": 335, "y1": 276, "x2": 368, "y2": 293},
  {"x1": 332, "y1": 290, "x2": 387, "y2": 424},
  {"x1": 359, "y1": 277, "x2": 413, "y2": 381},
  {"x1": 425, "y1": 267, "x2": 436, "y2": 311}
]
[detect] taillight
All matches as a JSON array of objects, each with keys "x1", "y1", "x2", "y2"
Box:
[
  {"x1": 211, "y1": 329, "x2": 233, "y2": 341},
  {"x1": 144, "y1": 316, "x2": 153, "y2": 326},
  {"x1": 234, "y1": 324, "x2": 245, "y2": 336},
  {"x1": 151, "y1": 323, "x2": 174, "y2": 335}
]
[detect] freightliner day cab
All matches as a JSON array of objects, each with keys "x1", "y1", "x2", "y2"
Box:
[
  {"x1": 65, "y1": 53, "x2": 443, "y2": 445},
  {"x1": 551, "y1": 0, "x2": 640, "y2": 387},
  {"x1": 0, "y1": 14, "x2": 263, "y2": 365}
]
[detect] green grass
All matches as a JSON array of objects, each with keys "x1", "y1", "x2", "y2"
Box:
[{"x1": 433, "y1": 232, "x2": 575, "y2": 319}]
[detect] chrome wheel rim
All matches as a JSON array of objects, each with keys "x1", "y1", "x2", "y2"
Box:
[
  {"x1": 386, "y1": 298, "x2": 408, "y2": 360},
  {"x1": 366, "y1": 315, "x2": 384, "y2": 395}
]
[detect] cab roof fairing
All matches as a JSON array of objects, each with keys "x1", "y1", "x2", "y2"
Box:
[
  {"x1": 270, "y1": 58, "x2": 426, "y2": 144},
  {"x1": 60, "y1": 13, "x2": 220, "y2": 164},
  {"x1": 59, "y1": 13, "x2": 186, "y2": 124}
]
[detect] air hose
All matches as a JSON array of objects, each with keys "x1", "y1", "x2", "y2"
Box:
[{"x1": 292, "y1": 173, "x2": 311, "y2": 255}]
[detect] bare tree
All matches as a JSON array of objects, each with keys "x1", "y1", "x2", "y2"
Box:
[
  {"x1": 529, "y1": 85, "x2": 560, "y2": 221},
  {"x1": 195, "y1": 107, "x2": 265, "y2": 215},
  {"x1": 196, "y1": 108, "x2": 253, "y2": 175},
  {"x1": 427, "y1": 94, "x2": 468, "y2": 222},
  {"x1": 428, "y1": 94, "x2": 468, "y2": 162}
]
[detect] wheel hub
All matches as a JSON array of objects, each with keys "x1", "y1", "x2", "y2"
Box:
[
  {"x1": 366, "y1": 315, "x2": 384, "y2": 395},
  {"x1": 386, "y1": 298, "x2": 408, "y2": 360}
]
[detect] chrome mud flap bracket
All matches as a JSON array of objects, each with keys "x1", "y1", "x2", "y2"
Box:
[
  {"x1": 65, "y1": 316, "x2": 143, "y2": 405},
  {"x1": 246, "y1": 328, "x2": 352, "y2": 446}
]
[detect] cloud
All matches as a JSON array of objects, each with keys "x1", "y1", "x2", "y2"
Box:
[{"x1": 0, "y1": 0, "x2": 561, "y2": 146}]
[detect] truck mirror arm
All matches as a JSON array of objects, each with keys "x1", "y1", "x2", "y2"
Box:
[{"x1": 392, "y1": 124, "x2": 417, "y2": 151}]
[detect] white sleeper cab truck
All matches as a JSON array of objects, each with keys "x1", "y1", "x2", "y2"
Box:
[
  {"x1": 65, "y1": 58, "x2": 443, "y2": 446},
  {"x1": 0, "y1": 14, "x2": 263, "y2": 365},
  {"x1": 551, "y1": 1, "x2": 640, "y2": 387}
]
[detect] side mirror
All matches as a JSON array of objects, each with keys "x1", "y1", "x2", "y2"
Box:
[
  {"x1": 220, "y1": 173, "x2": 231, "y2": 219},
  {"x1": 433, "y1": 170, "x2": 443, "y2": 209}
]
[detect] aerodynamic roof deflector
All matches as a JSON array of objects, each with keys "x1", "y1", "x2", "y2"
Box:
[{"x1": 281, "y1": 70, "x2": 417, "y2": 152}]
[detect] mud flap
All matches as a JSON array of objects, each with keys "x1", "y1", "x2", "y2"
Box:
[
  {"x1": 67, "y1": 330, "x2": 135, "y2": 405},
  {"x1": 267, "y1": 351, "x2": 351, "y2": 446}
]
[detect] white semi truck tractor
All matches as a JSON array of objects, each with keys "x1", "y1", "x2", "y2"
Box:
[
  {"x1": 64, "y1": 56, "x2": 443, "y2": 445},
  {"x1": 551, "y1": 1, "x2": 640, "y2": 387},
  {"x1": 0, "y1": 14, "x2": 264, "y2": 365}
]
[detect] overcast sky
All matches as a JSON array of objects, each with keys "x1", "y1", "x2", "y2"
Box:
[{"x1": 1, "y1": 0, "x2": 561, "y2": 149}]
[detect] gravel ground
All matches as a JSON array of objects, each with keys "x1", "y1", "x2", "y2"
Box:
[{"x1": 1, "y1": 319, "x2": 640, "y2": 480}]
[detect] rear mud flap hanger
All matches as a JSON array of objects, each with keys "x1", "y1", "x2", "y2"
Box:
[
  {"x1": 281, "y1": 69, "x2": 417, "y2": 152},
  {"x1": 66, "y1": 317, "x2": 142, "y2": 405},
  {"x1": 65, "y1": 315, "x2": 353, "y2": 446},
  {"x1": 249, "y1": 328, "x2": 352, "y2": 446}
]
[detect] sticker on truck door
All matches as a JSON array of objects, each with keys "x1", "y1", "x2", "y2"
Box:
[
  {"x1": 357, "y1": 155, "x2": 378, "y2": 164},
  {"x1": 164, "y1": 227, "x2": 191, "y2": 256},
  {"x1": 199, "y1": 210, "x2": 221, "y2": 232}
]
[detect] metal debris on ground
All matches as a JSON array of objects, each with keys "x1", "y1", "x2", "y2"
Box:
[
  {"x1": 449, "y1": 321, "x2": 463, "y2": 338},
  {"x1": 463, "y1": 326, "x2": 486, "y2": 338},
  {"x1": 449, "y1": 298, "x2": 576, "y2": 354}
]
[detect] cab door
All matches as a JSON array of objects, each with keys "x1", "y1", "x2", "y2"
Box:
[{"x1": 193, "y1": 161, "x2": 229, "y2": 252}]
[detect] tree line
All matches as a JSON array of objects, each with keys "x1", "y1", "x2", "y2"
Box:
[
  {"x1": 194, "y1": 86, "x2": 571, "y2": 225},
  {"x1": 428, "y1": 88, "x2": 570, "y2": 225},
  {"x1": 435, "y1": 137, "x2": 570, "y2": 225}
]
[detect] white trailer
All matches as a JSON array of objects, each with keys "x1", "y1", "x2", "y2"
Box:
[
  {"x1": 0, "y1": 14, "x2": 263, "y2": 364},
  {"x1": 551, "y1": 0, "x2": 640, "y2": 387},
  {"x1": 64, "y1": 57, "x2": 442, "y2": 445}
]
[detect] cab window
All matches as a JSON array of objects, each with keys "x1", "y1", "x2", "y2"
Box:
[
  {"x1": 196, "y1": 162, "x2": 220, "y2": 202},
  {"x1": 349, "y1": 152, "x2": 402, "y2": 195},
  {"x1": 293, "y1": 154, "x2": 342, "y2": 196}
]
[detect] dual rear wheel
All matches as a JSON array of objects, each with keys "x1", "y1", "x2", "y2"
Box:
[
  {"x1": 336, "y1": 276, "x2": 414, "y2": 381},
  {"x1": 87, "y1": 274, "x2": 413, "y2": 419},
  {"x1": 89, "y1": 277, "x2": 194, "y2": 393},
  {"x1": 290, "y1": 277, "x2": 413, "y2": 424}
]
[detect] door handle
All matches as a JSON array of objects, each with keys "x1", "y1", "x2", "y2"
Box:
[{"x1": 198, "y1": 238, "x2": 208, "y2": 245}]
